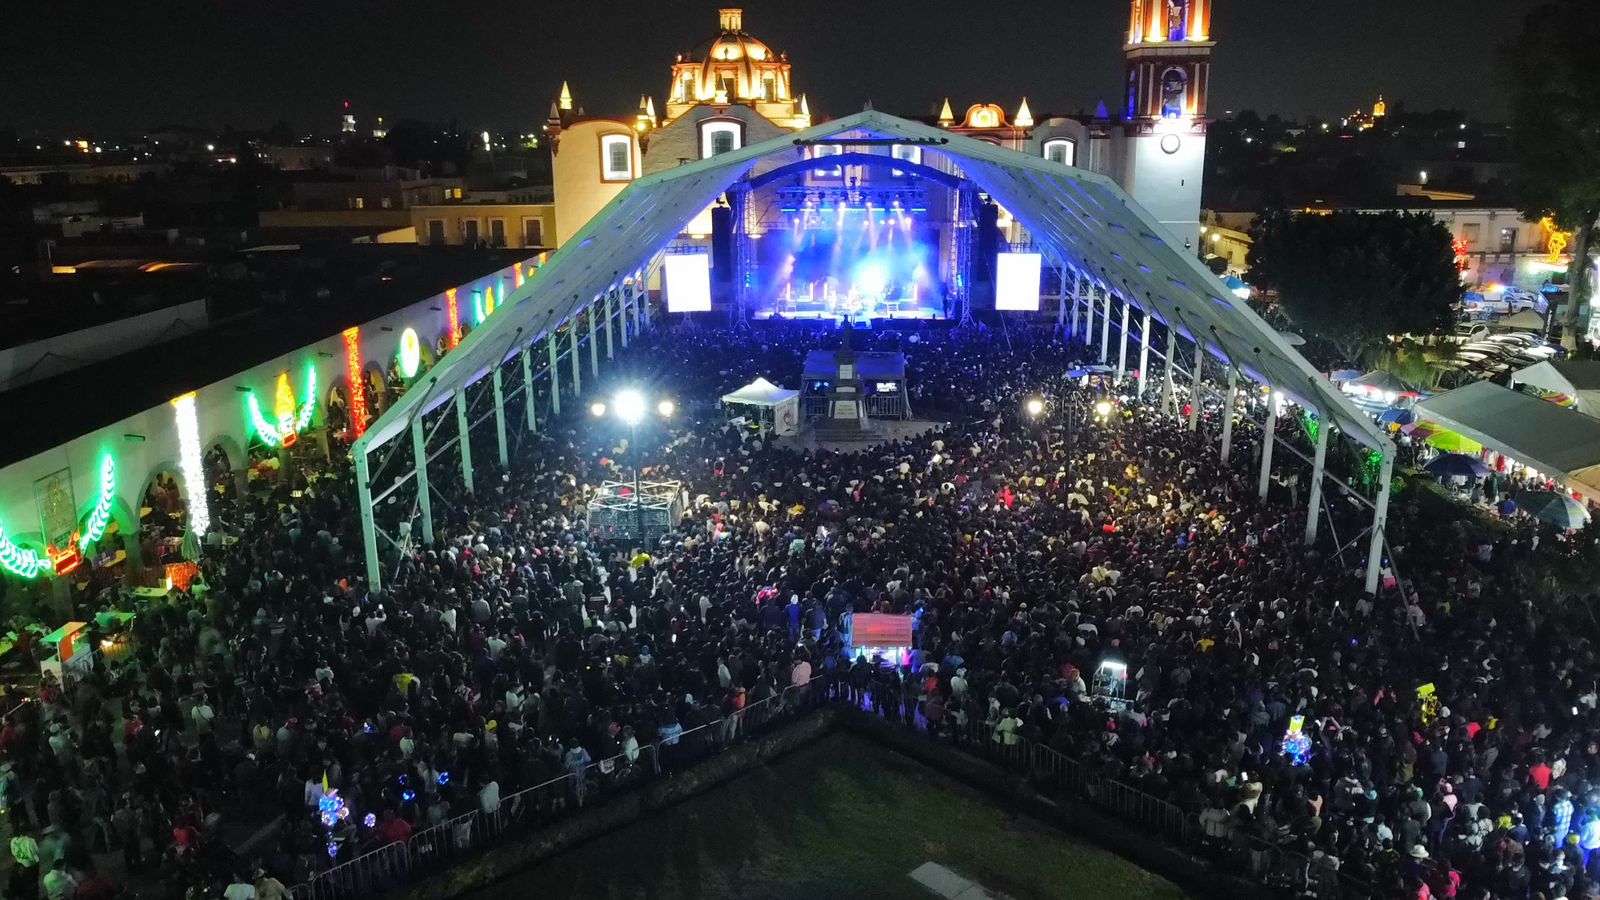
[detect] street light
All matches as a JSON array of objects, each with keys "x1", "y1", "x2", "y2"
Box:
[
  {"x1": 1025, "y1": 397, "x2": 1045, "y2": 417},
  {"x1": 592, "y1": 388, "x2": 672, "y2": 544},
  {"x1": 1094, "y1": 399, "x2": 1113, "y2": 419}
]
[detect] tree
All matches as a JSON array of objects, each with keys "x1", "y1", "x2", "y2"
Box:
[
  {"x1": 1502, "y1": 0, "x2": 1600, "y2": 349},
  {"x1": 1247, "y1": 210, "x2": 1461, "y2": 367}
]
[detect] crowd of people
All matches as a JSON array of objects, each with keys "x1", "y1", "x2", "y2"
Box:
[{"x1": 0, "y1": 318, "x2": 1595, "y2": 900}]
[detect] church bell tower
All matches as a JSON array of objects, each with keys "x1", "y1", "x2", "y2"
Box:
[{"x1": 1122, "y1": 0, "x2": 1213, "y2": 253}]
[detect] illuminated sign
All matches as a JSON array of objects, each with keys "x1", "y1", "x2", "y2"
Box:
[
  {"x1": 850, "y1": 613, "x2": 914, "y2": 648},
  {"x1": 247, "y1": 363, "x2": 317, "y2": 448}
]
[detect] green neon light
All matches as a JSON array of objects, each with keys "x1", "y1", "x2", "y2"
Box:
[
  {"x1": 246, "y1": 364, "x2": 317, "y2": 447},
  {"x1": 398, "y1": 328, "x2": 421, "y2": 378},
  {"x1": 78, "y1": 454, "x2": 115, "y2": 552},
  {"x1": 0, "y1": 522, "x2": 48, "y2": 580}
]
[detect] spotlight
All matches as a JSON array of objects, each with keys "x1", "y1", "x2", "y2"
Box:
[
  {"x1": 614, "y1": 389, "x2": 645, "y2": 425},
  {"x1": 1025, "y1": 398, "x2": 1045, "y2": 417},
  {"x1": 1094, "y1": 399, "x2": 1113, "y2": 418},
  {"x1": 590, "y1": 402, "x2": 607, "y2": 418},
  {"x1": 657, "y1": 400, "x2": 675, "y2": 418}
]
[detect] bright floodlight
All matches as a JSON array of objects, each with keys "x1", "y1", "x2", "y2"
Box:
[
  {"x1": 614, "y1": 389, "x2": 646, "y2": 425},
  {"x1": 1025, "y1": 397, "x2": 1045, "y2": 417},
  {"x1": 855, "y1": 262, "x2": 889, "y2": 297},
  {"x1": 589, "y1": 402, "x2": 607, "y2": 418},
  {"x1": 1094, "y1": 399, "x2": 1113, "y2": 418},
  {"x1": 657, "y1": 400, "x2": 675, "y2": 418}
]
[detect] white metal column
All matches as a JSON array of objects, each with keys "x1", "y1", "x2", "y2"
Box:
[
  {"x1": 1304, "y1": 417, "x2": 1329, "y2": 543},
  {"x1": 588, "y1": 303, "x2": 600, "y2": 379},
  {"x1": 1187, "y1": 347, "x2": 1203, "y2": 431},
  {"x1": 455, "y1": 389, "x2": 474, "y2": 493},
  {"x1": 522, "y1": 348, "x2": 538, "y2": 432},
  {"x1": 1098, "y1": 289, "x2": 1111, "y2": 363},
  {"x1": 1117, "y1": 300, "x2": 1131, "y2": 380},
  {"x1": 605, "y1": 292, "x2": 616, "y2": 360},
  {"x1": 411, "y1": 417, "x2": 433, "y2": 542},
  {"x1": 492, "y1": 368, "x2": 509, "y2": 467},
  {"x1": 1069, "y1": 291, "x2": 1081, "y2": 340},
  {"x1": 638, "y1": 269, "x2": 651, "y2": 331},
  {"x1": 1137, "y1": 310, "x2": 1152, "y2": 398},
  {"x1": 620, "y1": 287, "x2": 632, "y2": 348},
  {"x1": 1219, "y1": 368, "x2": 1238, "y2": 462},
  {"x1": 547, "y1": 337, "x2": 561, "y2": 416},
  {"x1": 1161, "y1": 329, "x2": 1176, "y2": 414},
  {"x1": 1258, "y1": 397, "x2": 1277, "y2": 501},
  {"x1": 1364, "y1": 453, "x2": 1394, "y2": 594},
  {"x1": 356, "y1": 449, "x2": 381, "y2": 589},
  {"x1": 570, "y1": 326, "x2": 582, "y2": 397}
]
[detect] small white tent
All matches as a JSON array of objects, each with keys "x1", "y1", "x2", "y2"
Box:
[{"x1": 721, "y1": 377, "x2": 801, "y2": 436}]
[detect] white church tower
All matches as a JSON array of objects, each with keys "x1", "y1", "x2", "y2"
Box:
[{"x1": 1121, "y1": 0, "x2": 1214, "y2": 253}]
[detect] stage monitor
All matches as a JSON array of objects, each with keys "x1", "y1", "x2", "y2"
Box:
[
  {"x1": 994, "y1": 252, "x2": 1043, "y2": 312},
  {"x1": 664, "y1": 253, "x2": 712, "y2": 312}
]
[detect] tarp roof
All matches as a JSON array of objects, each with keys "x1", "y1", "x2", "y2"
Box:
[
  {"x1": 1499, "y1": 309, "x2": 1546, "y2": 331},
  {"x1": 721, "y1": 377, "x2": 798, "y2": 408},
  {"x1": 1414, "y1": 380, "x2": 1600, "y2": 477},
  {"x1": 352, "y1": 110, "x2": 1389, "y2": 457}
]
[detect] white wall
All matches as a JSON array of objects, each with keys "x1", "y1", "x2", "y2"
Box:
[
  {"x1": 1123, "y1": 131, "x2": 1206, "y2": 252},
  {"x1": 0, "y1": 261, "x2": 525, "y2": 573}
]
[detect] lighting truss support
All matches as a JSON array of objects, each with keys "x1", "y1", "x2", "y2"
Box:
[
  {"x1": 1304, "y1": 414, "x2": 1329, "y2": 544},
  {"x1": 1138, "y1": 309, "x2": 1152, "y2": 398},
  {"x1": 1081, "y1": 277, "x2": 1093, "y2": 347},
  {"x1": 1188, "y1": 348, "x2": 1203, "y2": 431},
  {"x1": 569, "y1": 326, "x2": 582, "y2": 397},
  {"x1": 411, "y1": 417, "x2": 433, "y2": 542},
  {"x1": 1364, "y1": 452, "x2": 1394, "y2": 595},
  {"x1": 620, "y1": 284, "x2": 632, "y2": 348},
  {"x1": 522, "y1": 347, "x2": 538, "y2": 433},
  {"x1": 547, "y1": 337, "x2": 561, "y2": 416},
  {"x1": 492, "y1": 367, "x2": 509, "y2": 467},
  {"x1": 1258, "y1": 397, "x2": 1277, "y2": 501},
  {"x1": 1056, "y1": 265, "x2": 1067, "y2": 331},
  {"x1": 455, "y1": 389, "x2": 474, "y2": 493},
  {"x1": 1117, "y1": 299, "x2": 1131, "y2": 380},
  {"x1": 605, "y1": 291, "x2": 616, "y2": 360},
  {"x1": 1220, "y1": 367, "x2": 1238, "y2": 462}
]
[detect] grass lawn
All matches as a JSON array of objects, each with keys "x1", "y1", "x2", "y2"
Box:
[{"x1": 474, "y1": 732, "x2": 1190, "y2": 900}]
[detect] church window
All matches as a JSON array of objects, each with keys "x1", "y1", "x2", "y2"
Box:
[
  {"x1": 1043, "y1": 138, "x2": 1076, "y2": 166},
  {"x1": 700, "y1": 121, "x2": 743, "y2": 159},
  {"x1": 600, "y1": 134, "x2": 633, "y2": 181},
  {"x1": 1160, "y1": 68, "x2": 1188, "y2": 118}
]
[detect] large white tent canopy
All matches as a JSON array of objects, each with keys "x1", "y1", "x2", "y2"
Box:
[
  {"x1": 1512, "y1": 360, "x2": 1600, "y2": 417},
  {"x1": 721, "y1": 377, "x2": 798, "y2": 408},
  {"x1": 353, "y1": 110, "x2": 1385, "y2": 456},
  {"x1": 348, "y1": 110, "x2": 1395, "y2": 592},
  {"x1": 1415, "y1": 380, "x2": 1600, "y2": 480}
]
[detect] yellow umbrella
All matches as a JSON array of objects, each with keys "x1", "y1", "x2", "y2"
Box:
[{"x1": 1425, "y1": 431, "x2": 1482, "y2": 454}]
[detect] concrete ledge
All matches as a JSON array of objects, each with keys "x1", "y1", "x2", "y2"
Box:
[{"x1": 395, "y1": 709, "x2": 841, "y2": 900}]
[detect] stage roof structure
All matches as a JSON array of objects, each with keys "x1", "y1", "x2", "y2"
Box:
[{"x1": 353, "y1": 110, "x2": 1386, "y2": 457}]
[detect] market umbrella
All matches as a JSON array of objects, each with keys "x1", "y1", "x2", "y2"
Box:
[
  {"x1": 1424, "y1": 453, "x2": 1492, "y2": 479},
  {"x1": 1425, "y1": 431, "x2": 1483, "y2": 454},
  {"x1": 1378, "y1": 408, "x2": 1417, "y2": 428},
  {"x1": 1518, "y1": 491, "x2": 1591, "y2": 529}
]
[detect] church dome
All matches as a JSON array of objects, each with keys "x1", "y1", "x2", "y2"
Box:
[{"x1": 669, "y1": 9, "x2": 792, "y2": 110}]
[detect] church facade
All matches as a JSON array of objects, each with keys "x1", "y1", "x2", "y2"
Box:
[{"x1": 547, "y1": 4, "x2": 1213, "y2": 254}]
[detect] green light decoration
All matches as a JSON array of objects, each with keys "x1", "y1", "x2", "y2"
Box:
[
  {"x1": 1300, "y1": 410, "x2": 1320, "y2": 446},
  {"x1": 78, "y1": 454, "x2": 116, "y2": 552},
  {"x1": 0, "y1": 522, "x2": 48, "y2": 580},
  {"x1": 247, "y1": 363, "x2": 318, "y2": 447},
  {"x1": 1361, "y1": 449, "x2": 1384, "y2": 488},
  {"x1": 398, "y1": 328, "x2": 421, "y2": 378}
]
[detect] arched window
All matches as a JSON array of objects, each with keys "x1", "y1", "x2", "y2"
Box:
[
  {"x1": 700, "y1": 120, "x2": 743, "y2": 159},
  {"x1": 1127, "y1": 70, "x2": 1139, "y2": 119},
  {"x1": 599, "y1": 133, "x2": 633, "y2": 182},
  {"x1": 1160, "y1": 68, "x2": 1188, "y2": 118},
  {"x1": 1167, "y1": 0, "x2": 1187, "y2": 41},
  {"x1": 1042, "y1": 138, "x2": 1076, "y2": 166}
]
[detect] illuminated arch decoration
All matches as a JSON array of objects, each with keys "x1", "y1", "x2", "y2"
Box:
[
  {"x1": 0, "y1": 522, "x2": 48, "y2": 579},
  {"x1": 446, "y1": 288, "x2": 462, "y2": 349},
  {"x1": 398, "y1": 328, "x2": 423, "y2": 378},
  {"x1": 247, "y1": 363, "x2": 318, "y2": 448},
  {"x1": 171, "y1": 392, "x2": 211, "y2": 536},
  {"x1": 78, "y1": 454, "x2": 116, "y2": 552},
  {"x1": 343, "y1": 327, "x2": 369, "y2": 436}
]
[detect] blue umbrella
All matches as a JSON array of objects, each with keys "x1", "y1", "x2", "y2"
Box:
[
  {"x1": 1497, "y1": 498, "x2": 1518, "y2": 516},
  {"x1": 1378, "y1": 408, "x2": 1417, "y2": 427},
  {"x1": 1424, "y1": 453, "x2": 1492, "y2": 479},
  {"x1": 1518, "y1": 490, "x2": 1591, "y2": 529}
]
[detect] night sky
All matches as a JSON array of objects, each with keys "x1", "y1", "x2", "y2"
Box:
[{"x1": 0, "y1": 0, "x2": 1544, "y2": 135}]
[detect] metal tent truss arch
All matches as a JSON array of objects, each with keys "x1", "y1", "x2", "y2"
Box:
[{"x1": 349, "y1": 110, "x2": 1394, "y2": 593}]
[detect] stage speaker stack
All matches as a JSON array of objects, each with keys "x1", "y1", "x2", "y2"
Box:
[
  {"x1": 974, "y1": 200, "x2": 1001, "y2": 311},
  {"x1": 710, "y1": 204, "x2": 733, "y2": 284}
]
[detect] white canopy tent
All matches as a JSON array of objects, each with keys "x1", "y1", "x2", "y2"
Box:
[
  {"x1": 347, "y1": 110, "x2": 1395, "y2": 592},
  {"x1": 1512, "y1": 360, "x2": 1600, "y2": 418},
  {"x1": 721, "y1": 377, "x2": 801, "y2": 436},
  {"x1": 1414, "y1": 380, "x2": 1600, "y2": 493}
]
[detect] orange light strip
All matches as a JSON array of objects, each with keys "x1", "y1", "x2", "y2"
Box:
[
  {"x1": 446, "y1": 288, "x2": 462, "y2": 349},
  {"x1": 343, "y1": 327, "x2": 368, "y2": 436}
]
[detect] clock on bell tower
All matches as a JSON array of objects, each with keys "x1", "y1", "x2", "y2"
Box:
[{"x1": 1121, "y1": 0, "x2": 1214, "y2": 253}]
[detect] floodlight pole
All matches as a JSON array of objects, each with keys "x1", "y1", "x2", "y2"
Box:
[{"x1": 1305, "y1": 415, "x2": 1329, "y2": 544}]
